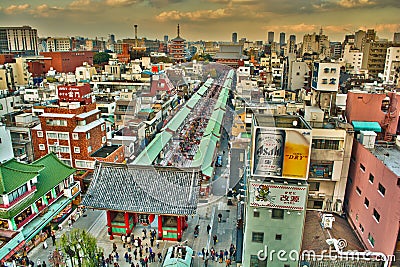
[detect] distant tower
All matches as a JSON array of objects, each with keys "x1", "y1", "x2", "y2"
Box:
[
  {"x1": 279, "y1": 32, "x2": 286, "y2": 46},
  {"x1": 289, "y1": 34, "x2": 296, "y2": 53},
  {"x1": 393, "y1": 32, "x2": 400, "y2": 44},
  {"x1": 134, "y1": 24, "x2": 138, "y2": 47},
  {"x1": 232, "y1": 32, "x2": 238, "y2": 43},
  {"x1": 268, "y1": 31, "x2": 274, "y2": 44},
  {"x1": 164, "y1": 35, "x2": 169, "y2": 43},
  {"x1": 170, "y1": 24, "x2": 186, "y2": 63}
]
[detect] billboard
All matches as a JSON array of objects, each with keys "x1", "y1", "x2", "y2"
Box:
[
  {"x1": 249, "y1": 182, "x2": 308, "y2": 210},
  {"x1": 251, "y1": 127, "x2": 312, "y2": 180}
]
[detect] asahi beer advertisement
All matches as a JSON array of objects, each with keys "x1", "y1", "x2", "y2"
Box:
[
  {"x1": 250, "y1": 182, "x2": 308, "y2": 210},
  {"x1": 251, "y1": 127, "x2": 312, "y2": 180}
]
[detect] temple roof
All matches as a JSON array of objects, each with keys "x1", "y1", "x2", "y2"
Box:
[{"x1": 81, "y1": 162, "x2": 201, "y2": 215}]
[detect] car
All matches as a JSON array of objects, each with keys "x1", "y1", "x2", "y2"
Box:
[{"x1": 215, "y1": 155, "x2": 223, "y2": 167}]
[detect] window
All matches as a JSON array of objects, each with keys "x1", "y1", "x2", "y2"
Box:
[
  {"x1": 360, "y1": 164, "x2": 365, "y2": 172},
  {"x1": 309, "y1": 182, "x2": 320, "y2": 191},
  {"x1": 348, "y1": 176, "x2": 353, "y2": 184},
  {"x1": 275, "y1": 234, "x2": 282, "y2": 240},
  {"x1": 102, "y1": 136, "x2": 106, "y2": 143},
  {"x1": 37, "y1": 131, "x2": 43, "y2": 137},
  {"x1": 46, "y1": 119, "x2": 67, "y2": 126},
  {"x1": 369, "y1": 174, "x2": 374, "y2": 184},
  {"x1": 368, "y1": 233, "x2": 375, "y2": 247},
  {"x1": 359, "y1": 224, "x2": 364, "y2": 233},
  {"x1": 253, "y1": 211, "x2": 260, "y2": 217},
  {"x1": 252, "y1": 232, "x2": 264, "y2": 243},
  {"x1": 250, "y1": 255, "x2": 266, "y2": 267},
  {"x1": 0, "y1": 138, "x2": 1, "y2": 144},
  {"x1": 86, "y1": 132, "x2": 90, "y2": 139},
  {"x1": 312, "y1": 139, "x2": 340, "y2": 150},
  {"x1": 356, "y1": 187, "x2": 362, "y2": 195},
  {"x1": 75, "y1": 160, "x2": 95, "y2": 169},
  {"x1": 322, "y1": 79, "x2": 328, "y2": 84},
  {"x1": 271, "y1": 209, "x2": 284, "y2": 219},
  {"x1": 373, "y1": 209, "x2": 380, "y2": 222},
  {"x1": 74, "y1": 147, "x2": 80, "y2": 153},
  {"x1": 378, "y1": 183, "x2": 386, "y2": 196},
  {"x1": 88, "y1": 146, "x2": 92, "y2": 153},
  {"x1": 309, "y1": 161, "x2": 334, "y2": 179},
  {"x1": 72, "y1": 133, "x2": 79, "y2": 140},
  {"x1": 364, "y1": 198, "x2": 369, "y2": 208},
  {"x1": 39, "y1": 144, "x2": 45, "y2": 151},
  {"x1": 101, "y1": 124, "x2": 105, "y2": 131},
  {"x1": 0, "y1": 104, "x2": 2, "y2": 110},
  {"x1": 77, "y1": 120, "x2": 86, "y2": 126}
]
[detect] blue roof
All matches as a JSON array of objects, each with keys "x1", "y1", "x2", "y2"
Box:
[{"x1": 351, "y1": 121, "x2": 382, "y2": 132}]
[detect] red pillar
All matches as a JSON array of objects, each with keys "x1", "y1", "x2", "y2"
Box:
[
  {"x1": 107, "y1": 210, "x2": 113, "y2": 240},
  {"x1": 158, "y1": 215, "x2": 163, "y2": 240},
  {"x1": 177, "y1": 216, "x2": 182, "y2": 241},
  {"x1": 124, "y1": 212, "x2": 130, "y2": 235}
]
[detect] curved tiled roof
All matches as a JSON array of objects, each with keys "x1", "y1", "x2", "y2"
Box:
[{"x1": 82, "y1": 163, "x2": 200, "y2": 215}]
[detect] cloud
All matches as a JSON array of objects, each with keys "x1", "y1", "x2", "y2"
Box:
[
  {"x1": 69, "y1": 0, "x2": 93, "y2": 9},
  {"x1": 3, "y1": 4, "x2": 30, "y2": 14},
  {"x1": 156, "y1": 8, "x2": 232, "y2": 22},
  {"x1": 263, "y1": 23, "x2": 319, "y2": 33},
  {"x1": 105, "y1": 0, "x2": 138, "y2": 6},
  {"x1": 337, "y1": 0, "x2": 375, "y2": 8},
  {"x1": 146, "y1": 0, "x2": 185, "y2": 8},
  {"x1": 28, "y1": 4, "x2": 65, "y2": 18}
]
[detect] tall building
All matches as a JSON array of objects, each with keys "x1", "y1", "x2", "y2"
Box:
[
  {"x1": 279, "y1": 32, "x2": 286, "y2": 46},
  {"x1": 268, "y1": 31, "x2": 274, "y2": 44},
  {"x1": 345, "y1": 91, "x2": 400, "y2": 261},
  {"x1": 383, "y1": 46, "x2": 400, "y2": 85},
  {"x1": 288, "y1": 34, "x2": 296, "y2": 53},
  {"x1": 164, "y1": 35, "x2": 169, "y2": 43},
  {"x1": 45, "y1": 37, "x2": 72, "y2": 52},
  {"x1": 232, "y1": 32, "x2": 238, "y2": 43},
  {"x1": 169, "y1": 24, "x2": 186, "y2": 63},
  {"x1": 242, "y1": 114, "x2": 312, "y2": 267},
  {"x1": 0, "y1": 26, "x2": 38, "y2": 55},
  {"x1": 394, "y1": 32, "x2": 400, "y2": 44},
  {"x1": 354, "y1": 30, "x2": 366, "y2": 50},
  {"x1": 361, "y1": 40, "x2": 391, "y2": 78}
]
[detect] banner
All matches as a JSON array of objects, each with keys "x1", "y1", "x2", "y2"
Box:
[
  {"x1": 249, "y1": 182, "x2": 308, "y2": 210},
  {"x1": 251, "y1": 127, "x2": 312, "y2": 180}
]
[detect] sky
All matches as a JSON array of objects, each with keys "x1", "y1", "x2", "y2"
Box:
[{"x1": 0, "y1": 0, "x2": 399, "y2": 43}]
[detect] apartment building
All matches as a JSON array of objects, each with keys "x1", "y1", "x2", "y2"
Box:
[
  {"x1": 383, "y1": 46, "x2": 400, "y2": 85},
  {"x1": 0, "y1": 26, "x2": 38, "y2": 56}
]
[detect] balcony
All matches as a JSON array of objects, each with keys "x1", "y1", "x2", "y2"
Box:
[{"x1": 63, "y1": 182, "x2": 81, "y2": 199}]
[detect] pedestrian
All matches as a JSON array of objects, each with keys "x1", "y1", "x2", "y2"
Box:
[
  {"x1": 202, "y1": 248, "x2": 205, "y2": 260},
  {"x1": 204, "y1": 258, "x2": 209, "y2": 267},
  {"x1": 42, "y1": 261, "x2": 47, "y2": 267},
  {"x1": 142, "y1": 228, "x2": 147, "y2": 239},
  {"x1": 156, "y1": 240, "x2": 160, "y2": 249},
  {"x1": 113, "y1": 243, "x2": 117, "y2": 252},
  {"x1": 127, "y1": 234, "x2": 132, "y2": 245},
  {"x1": 150, "y1": 236, "x2": 154, "y2": 247},
  {"x1": 207, "y1": 224, "x2": 211, "y2": 234},
  {"x1": 122, "y1": 235, "x2": 126, "y2": 247},
  {"x1": 43, "y1": 240, "x2": 48, "y2": 249},
  {"x1": 218, "y1": 213, "x2": 222, "y2": 223},
  {"x1": 51, "y1": 232, "x2": 56, "y2": 246},
  {"x1": 133, "y1": 249, "x2": 137, "y2": 260},
  {"x1": 219, "y1": 251, "x2": 223, "y2": 263},
  {"x1": 213, "y1": 235, "x2": 218, "y2": 245},
  {"x1": 124, "y1": 252, "x2": 129, "y2": 262},
  {"x1": 225, "y1": 258, "x2": 231, "y2": 266},
  {"x1": 224, "y1": 249, "x2": 229, "y2": 260},
  {"x1": 37, "y1": 259, "x2": 41, "y2": 267}
]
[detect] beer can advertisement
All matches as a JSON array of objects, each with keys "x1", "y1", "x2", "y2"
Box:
[
  {"x1": 251, "y1": 127, "x2": 312, "y2": 180},
  {"x1": 249, "y1": 182, "x2": 308, "y2": 210}
]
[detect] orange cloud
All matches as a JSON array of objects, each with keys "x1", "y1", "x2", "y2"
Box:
[
  {"x1": 338, "y1": 0, "x2": 375, "y2": 8},
  {"x1": 3, "y1": 4, "x2": 30, "y2": 14},
  {"x1": 105, "y1": 0, "x2": 138, "y2": 6},
  {"x1": 156, "y1": 8, "x2": 232, "y2": 22}
]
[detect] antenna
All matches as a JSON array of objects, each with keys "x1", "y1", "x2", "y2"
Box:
[{"x1": 134, "y1": 25, "x2": 138, "y2": 47}]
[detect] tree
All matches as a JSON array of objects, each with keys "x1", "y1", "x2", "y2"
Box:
[
  {"x1": 93, "y1": 52, "x2": 111, "y2": 65},
  {"x1": 57, "y1": 229, "x2": 103, "y2": 267}
]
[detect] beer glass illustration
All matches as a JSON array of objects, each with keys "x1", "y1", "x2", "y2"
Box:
[{"x1": 282, "y1": 130, "x2": 311, "y2": 178}]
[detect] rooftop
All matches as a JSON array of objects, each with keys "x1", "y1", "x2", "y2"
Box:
[
  {"x1": 301, "y1": 210, "x2": 364, "y2": 254},
  {"x1": 370, "y1": 144, "x2": 400, "y2": 176},
  {"x1": 91, "y1": 145, "x2": 121, "y2": 158},
  {"x1": 254, "y1": 114, "x2": 312, "y2": 129}
]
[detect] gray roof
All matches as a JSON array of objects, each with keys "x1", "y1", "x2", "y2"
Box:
[{"x1": 81, "y1": 162, "x2": 201, "y2": 215}]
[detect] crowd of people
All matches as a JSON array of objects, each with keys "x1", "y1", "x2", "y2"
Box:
[{"x1": 202, "y1": 243, "x2": 237, "y2": 266}]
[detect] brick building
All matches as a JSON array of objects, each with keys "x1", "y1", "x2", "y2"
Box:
[
  {"x1": 31, "y1": 101, "x2": 124, "y2": 171},
  {"x1": 39, "y1": 51, "x2": 94, "y2": 73}
]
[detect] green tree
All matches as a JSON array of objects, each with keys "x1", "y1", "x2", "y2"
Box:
[
  {"x1": 93, "y1": 52, "x2": 111, "y2": 65},
  {"x1": 57, "y1": 229, "x2": 103, "y2": 267}
]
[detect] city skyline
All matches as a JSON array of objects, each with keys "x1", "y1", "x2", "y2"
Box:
[{"x1": 0, "y1": 0, "x2": 400, "y2": 42}]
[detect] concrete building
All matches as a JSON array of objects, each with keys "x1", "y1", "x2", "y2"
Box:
[
  {"x1": 268, "y1": 32, "x2": 274, "y2": 44},
  {"x1": 0, "y1": 123, "x2": 14, "y2": 163},
  {"x1": 383, "y1": 46, "x2": 400, "y2": 85},
  {"x1": 342, "y1": 44, "x2": 363, "y2": 71},
  {"x1": 288, "y1": 60, "x2": 311, "y2": 90},
  {"x1": 45, "y1": 37, "x2": 72, "y2": 52},
  {"x1": 0, "y1": 26, "x2": 38, "y2": 56},
  {"x1": 361, "y1": 40, "x2": 391, "y2": 78},
  {"x1": 242, "y1": 114, "x2": 312, "y2": 267},
  {"x1": 232, "y1": 32, "x2": 238, "y2": 43},
  {"x1": 39, "y1": 51, "x2": 95, "y2": 73}
]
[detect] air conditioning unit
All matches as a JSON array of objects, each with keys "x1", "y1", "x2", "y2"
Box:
[
  {"x1": 318, "y1": 193, "x2": 326, "y2": 198},
  {"x1": 308, "y1": 193, "x2": 316, "y2": 197}
]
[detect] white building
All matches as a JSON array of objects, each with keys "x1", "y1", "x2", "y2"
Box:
[
  {"x1": 0, "y1": 26, "x2": 38, "y2": 55},
  {"x1": 46, "y1": 37, "x2": 72, "y2": 52},
  {"x1": 383, "y1": 46, "x2": 400, "y2": 85},
  {"x1": 342, "y1": 44, "x2": 363, "y2": 71},
  {"x1": 76, "y1": 62, "x2": 97, "y2": 82},
  {"x1": 0, "y1": 123, "x2": 14, "y2": 163},
  {"x1": 288, "y1": 61, "x2": 310, "y2": 90}
]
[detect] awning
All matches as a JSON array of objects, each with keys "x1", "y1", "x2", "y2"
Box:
[{"x1": 351, "y1": 121, "x2": 382, "y2": 132}]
